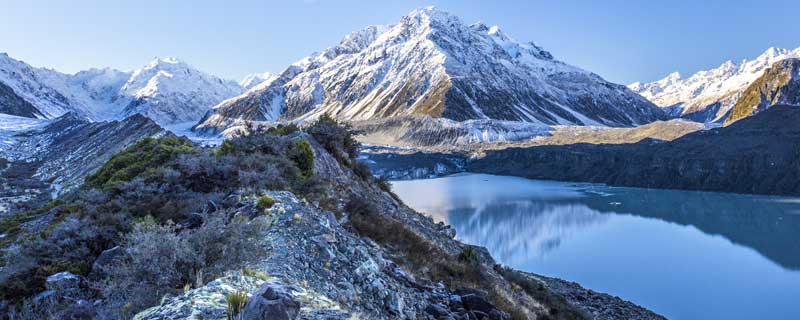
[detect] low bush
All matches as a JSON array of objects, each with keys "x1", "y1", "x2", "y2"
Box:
[
  {"x1": 307, "y1": 114, "x2": 359, "y2": 165},
  {"x1": 266, "y1": 123, "x2": 299, "y2": 136},
  {"x1": 225, "y1": 290, "x2": 249, "y2": 320},
  {"x1": 290, "y1": 139, "x2": 315, "y2": 177},
  {"x1": 256, "y1": 195, "x2": 275, "y2": 210},
  {"x1": 100, "y1": 214, "x2": 267, "y2": 316},
  {"x1": 85, "y1": 135, "x2": 195, "y2": 190},
  {"x1": 458, "y1": 246, "x2": 479, "y2": 264},
  {"x1": 242, "y1": 267, "x2": 269, "y2": 281},
  {"x1": 495, "y1": 266, "x2": 590, "y2": 320}
]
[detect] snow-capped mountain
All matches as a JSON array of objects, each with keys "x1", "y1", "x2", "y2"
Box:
[
  {"x1": 629, "y1": 47, "x2": 800, "y2": 123},
  {"x1": 118, "y1": 57, "x2": 243, "y2": 124},
  {"x1": 194, "y1": 7, "x2": 666, "y2": 134},
  {"x1": 240, "y1": 71, "x2": 277, "y2": 90},
  {"x1": 0, "y1": 54, "x2": 243, "y2": 125},
  {"x1": 724, "y1": 58, "x2": 800, "y2": 125}
]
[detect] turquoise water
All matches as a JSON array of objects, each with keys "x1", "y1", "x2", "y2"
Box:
[{"x1": 393, "y1": 173, "x2": 800, "y2": 319}]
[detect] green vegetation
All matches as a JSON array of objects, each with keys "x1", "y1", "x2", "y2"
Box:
[
  {"x1": 291, "y1": 139, "x2": 315, "y2": 177},
  {"x1": 225, "y1": 290, "x2": 249, "y2": 320},
  {"x1": 85, "y1": 135, "x2": 195, "y2": 189},
  {"x1": 307, "y1": 114, "x2": 359, "y2": 165},
  {"x1": 458, "y1": 246, "x2": 479, "y2": 264},
  {"x1": 216, "y1": 139, "x2": 236, "y2": 156},
  {"x1": 242, "y1": 267, "x2": 270, "y2": 281},
  {"x1": 266, "y1": 123, "x2": 300, "y2": 136},
  {"x1": 256, "y1": 195, "x2": 275, "y2": 211},
  {"x1": 0, "y1": 127, "x2": 340, "y2": 314},
  {"x1": 0, "y1": 199, "x2": 62, "y2": 246}
]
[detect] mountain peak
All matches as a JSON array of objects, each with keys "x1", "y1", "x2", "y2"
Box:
[
  {"x1": 144, "y1": 57, "x2": 188, "y2": 70},
  {"x1": 240, "y1": 71, "x2": 277, "y2": 90},
  {"x1": 195, "y1": 7, "x2": 664, "y2": 132},
  {"x1": 760, "y1": 47, "x2": 789, "y2": 59},
  {"x1": 399, "y1": 6, "x2": 461, "y2": 32}
]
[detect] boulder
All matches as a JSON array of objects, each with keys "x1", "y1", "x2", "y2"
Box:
[
  {"x1": 91, "y1": 246, "x2": 123, "y2": 277},
  {"x1": 46, "y1": 272, "x2": 82, "y2": 298},
  {"x1": 242, "y1": 282, "x2": 301, "y2": 320}
]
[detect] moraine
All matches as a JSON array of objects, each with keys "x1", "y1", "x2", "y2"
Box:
[{"x1": 393, "y1": 173, "x2": 800, "y2": 320}]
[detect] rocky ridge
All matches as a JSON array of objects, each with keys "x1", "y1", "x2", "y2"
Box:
[
  {"x1": 0, "y1": 113, "x2": 165, "y2": 214},
  {"x1": 134, "y1": 190, "x2": 662, "y2": 320}
]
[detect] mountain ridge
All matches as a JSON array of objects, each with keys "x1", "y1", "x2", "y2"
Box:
[
  {"x1": 0, "y1": 54, "x2": 243, "y2": 126},
  {"x1": 194, "y1": 7, "x2": 666, "y2": 134},
  {"x1": 629, "y1": 47, "x2": 800, "y2": 123}
]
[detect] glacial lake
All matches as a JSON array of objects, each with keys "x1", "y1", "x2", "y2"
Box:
[{"x1": 392, "y1": 173, "x2": 800, "y2": 320}]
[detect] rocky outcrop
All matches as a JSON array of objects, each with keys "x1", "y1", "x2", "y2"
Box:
[
  {"x1": 0, "y1": 81, "x2": 43, "y2": 118},
  {"x1": 134, "y1": 190, "x2": 659, "y2": 319},
  {"x1": 241, "y1": 282, "x2": 301, "y2": 320}
]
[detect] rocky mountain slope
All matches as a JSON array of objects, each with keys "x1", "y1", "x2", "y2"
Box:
[
  {"x1": 194, "y1": 7, "x2": 666, "y2": 134},
  {"x1": 0, "y1": 120, "x2": 662, "y2": 319},
  {"x1": 0, "y1": 53, "x2": 242, "y2": 125},
  {"x1": 469, "y1": 105, "x2": 800, "y2": 196},
  {"x1": 629, "y1": 47, "x2": 800, "y2": 123},
  {"x1": 0, "y1": 113, "x2": 164, "y2": 214},
  {"x1": 725, "y1": 58, "x2": 800, "y2": 125},
  {"x1": 0, "y1": 81, "x2": 44, "y2": 118}
]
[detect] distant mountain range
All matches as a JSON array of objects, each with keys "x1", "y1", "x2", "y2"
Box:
[
  {"x1": 193, "y1": 7, "x2": 667, "y2": 134},
  {"x1": 1, "y1": 7, "x2": 799, "y2": 144},
  {"x1": 0, "y1": 54, "x2": 243, "y2": 126},
  {"x1": 629, "y1": 47, "x2": 800, "y2": 123}
]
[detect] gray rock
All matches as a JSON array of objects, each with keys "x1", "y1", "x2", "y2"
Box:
[
  {"x1": 242, "y1": 282, "x2": 301, "y2": 320},
  {"x1": 385, "y1": 291, "x2": 404, "y2": 315},
  {"x1": 91, "y1": 246, "x2": 123, "y2": 277},
  {"x1": 46, "y1": 272, "x2": 81, "y2": 298}
]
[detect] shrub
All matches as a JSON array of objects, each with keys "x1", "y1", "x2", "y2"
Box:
[
  {"x1": 458, "y1": 246, "x2": 479, "y2": 264},
  {"x1": 242, "y1": 267, "x2": 269, "y2": 281},
  {"x1": 352, "y1": 161, "x2": 373, "y2": 181},
  {"x1": 85, "y1": 135, "x2": 195, "y2": 189},
  {"x1": 216, "y1": 140, "x2": 236, "y2": 157},
  {"x1": 307, "y1": 114, "x2": 359, "y2": 164},
  {"x1": 99, "y1": 214, "x2": 267, "y2": 316},
  {"x1": 256, "y1": 195, "x2": 275, "y2": 210},
  {"x1": 495, "y1": 266, "x2": 590, "y2": 320},
  {"x1": 225, "y1": 290, "x2": 249, "y2": 320},
  {"x1": 376, "y1": 176, "x2": 392, "y2": 193},
  {"x1": 290, "y1": 139, "x2": 315, "y2": 177},
  {"x1": 100, "y1": 217, "x2": 184, "y2": 316},
  {"x1": 266, "y1": 123, "x2": 299, "y2": 136}
]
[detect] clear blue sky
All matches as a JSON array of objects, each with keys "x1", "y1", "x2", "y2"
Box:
[{"x1": 2, "y1": 0, "x2": 798, "y2": 84}]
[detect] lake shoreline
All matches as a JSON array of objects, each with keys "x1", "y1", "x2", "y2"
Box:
[{"x1": 392, "y1": 173, "x2": 800, "y2": 319}]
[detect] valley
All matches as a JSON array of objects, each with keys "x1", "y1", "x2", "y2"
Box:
[{"x1": 0, "y1": 4, "x2": 799, "y2": 320}]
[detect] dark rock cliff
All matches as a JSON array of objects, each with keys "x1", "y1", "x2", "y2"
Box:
[{"x1": 469, "y1": 105, "x2": 800, "y2": 196}]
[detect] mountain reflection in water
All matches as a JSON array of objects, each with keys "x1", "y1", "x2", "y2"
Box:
[{"x1": 393, "y1": 173, "x2": 800, "y2": 320}]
